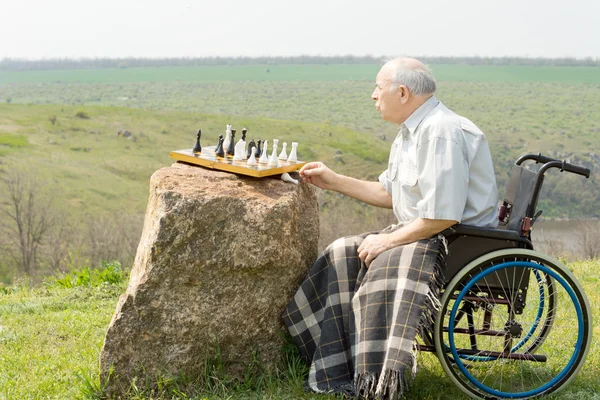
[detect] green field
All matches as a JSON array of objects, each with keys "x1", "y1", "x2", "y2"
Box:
[
  {"x1": 2, "y1": 64, "x2": 600, "y2": 84},
  {"x1": 1, "y1": 64, "x2": 599, "y2": 284}
]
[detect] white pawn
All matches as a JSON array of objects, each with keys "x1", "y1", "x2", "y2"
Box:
[
  {"x1": 259, "y1": 140, "x2": 269, "y2": 164},
  {"x1": 247, "y1": 147, "x2": 257, "y2": 166},
  {"x1": 287, "y1": 142, "x2": 298, "y2": 162},
  {"x1": 278, "y1": 142, "x2": 288, "y2": 160},
  {"x1": 223, "y1": 124, "x2": 232, "y2": 152},
  {"x1": 281, "y1": 172, "x2": 299, "y2": 185},
  {"x1": 268, "y1": 139, "x2": 279, "y2": 167},
  {"x1": 233, "y1": 139, "x2": 246, "y2": 161}
]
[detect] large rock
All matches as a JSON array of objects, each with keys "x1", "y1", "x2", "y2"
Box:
[{"x1": 100, "y1": 163, "x2": 319, "y2": 393}]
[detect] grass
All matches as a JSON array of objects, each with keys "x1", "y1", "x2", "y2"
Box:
[{"x1": 0, "y1": 259, "x2": 598, "y2": 399}]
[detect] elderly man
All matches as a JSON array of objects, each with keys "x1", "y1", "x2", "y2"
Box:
[{"x1": 283, "y1": 58, "x2": 498, "y2": 399}]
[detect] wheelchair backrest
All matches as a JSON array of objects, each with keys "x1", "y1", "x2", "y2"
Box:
[{"x1": 498, "y1": 165, "x2": 539, "y2": 233}]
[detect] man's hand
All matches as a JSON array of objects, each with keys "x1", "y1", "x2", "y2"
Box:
[
  {"x1": 299, "y1": 162, "x2": 339, "y2": 190},
  {"x1": 357, "y1": 233, "x2": 393, "y2": 267}
]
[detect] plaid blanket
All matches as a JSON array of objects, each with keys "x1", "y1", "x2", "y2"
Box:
[{"x1": 282, "y1": 226, "x2": 446, "y2": 399}]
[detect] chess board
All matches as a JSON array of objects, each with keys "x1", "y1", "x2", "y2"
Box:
[{"x1": 170, "y1": 147, "x2": 307, "y2": 178}]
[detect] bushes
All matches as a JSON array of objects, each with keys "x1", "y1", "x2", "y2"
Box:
[{"x1": 75, "y1": 111, "x2": 90, "y2": 119}]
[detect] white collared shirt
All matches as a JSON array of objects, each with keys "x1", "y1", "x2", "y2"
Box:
[{"x1": 378, "y1": 96, "x2": 498, "y2": 227}]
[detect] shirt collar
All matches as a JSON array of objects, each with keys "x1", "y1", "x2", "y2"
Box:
[{"x1": 402, "y1": 95, "x2": 439, "y2": 135}]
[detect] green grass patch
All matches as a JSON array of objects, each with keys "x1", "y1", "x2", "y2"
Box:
[
  {"x1": 0, "y1": 133, "x2": 28, "y2": 147},
  {"x1": 0, "y1": 259, "x2": 598, "y2": 399}
]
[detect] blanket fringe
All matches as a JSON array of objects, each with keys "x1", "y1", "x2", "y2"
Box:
[
  {"x1": 418, "y1": 236, "x2": 447, "y2": 340},
  {"x1": 356, "y1": 369, "x2": 411, "y2": 400}
]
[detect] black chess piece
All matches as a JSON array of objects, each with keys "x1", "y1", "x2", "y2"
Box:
[
  {"x1": 215, "y1": 134, "x2": 223, "y2": 153},
  {"x1": 255, "y1": 139, "x2": 262, "y2": 158},
  {"x1": 246, "y1": 139, "x2": 256, "y2": 159},
  {"x1": 226, "y1": 129, "x2": 236, "y2": 156},
  {"x1": 241, "y1": 128, "x2": 247, "y2": 141},
  {"x1": 215, "y1": 136, "x2": 225, "y2": 158},
  {"x1": 193, "y1": 129, "x2": 202, "y2": 153}
]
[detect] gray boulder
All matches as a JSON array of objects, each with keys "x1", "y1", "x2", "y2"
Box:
[{"x1": 100, "y1": 163, "x2": 319, "y2": 394}]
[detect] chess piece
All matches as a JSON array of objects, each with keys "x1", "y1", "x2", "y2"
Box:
[
  {"x1": 255, "y1": 140, "x2": 262, "y2": 158},
  {"x1": 281, "y1": 172, "x2": 299, "y2": 185},
  {"x1": 226, "y1": 129, "x2": 236, "y2": 156},
  {"x1": 278, "y1": 142, "x2": 287, "y2": 160},
  {"x1": 241, "y1": 128, "x2": 248, "y2": 141},
  {"x1": 247, "y1": 147, "x2": 257, "y2": 166},
  {"x1": 233, "y1": 139, "x2": 246, "y2": 161},
  {"x1": 246, "y1": 139, "x2": 256, "y2": 159},
  {"x1": 287, "y1": 142, "x2": 298, "y2": 162},
  {"x1": 215, "y1": 134, "x2": 223, "y2": 153},
  {"x1": 223, "y1": 124, "x2": 232, "y2": 152},
  {"x1": 215, "y1": 136, "x2": 225, "y2": 158},
  {"x1": 259, "y1": 140, "x2": 269, "y2": 163},
  {"x1": 268, "y1": 139, "x2": 279, "y2": 167},
  {"x1": 192, "y1": 129, "x2": 202, "y2": 153}
]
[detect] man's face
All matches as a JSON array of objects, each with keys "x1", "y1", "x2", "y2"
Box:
[{"x1": 371, "y1": 66, "x2": 406, "y2": 124}]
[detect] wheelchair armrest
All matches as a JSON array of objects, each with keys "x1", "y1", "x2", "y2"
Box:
[{"x1": 441, "y1": 224, "x2": 533, "y2": 248}]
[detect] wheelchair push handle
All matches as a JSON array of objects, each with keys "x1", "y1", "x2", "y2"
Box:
[{"x1": 516, "y1": 153, "x2": 591, "y2": 178}]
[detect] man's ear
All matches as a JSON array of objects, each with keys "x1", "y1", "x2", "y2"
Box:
[{"x1": 399, "y1": 85, "x2": 410, "y2": 104}]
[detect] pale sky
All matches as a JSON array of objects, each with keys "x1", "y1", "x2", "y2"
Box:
[{"x1": 2, "y1": 0, "x2": 599, "y2": 59}]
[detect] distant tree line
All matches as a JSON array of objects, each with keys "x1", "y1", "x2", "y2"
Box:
[{"x1": 1, "y1": 55, "x2": 599, "y2": 71}]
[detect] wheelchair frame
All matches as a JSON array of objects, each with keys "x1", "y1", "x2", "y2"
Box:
[{"x1": 418, "y1": 153, "x2": 592, "y2": 399}]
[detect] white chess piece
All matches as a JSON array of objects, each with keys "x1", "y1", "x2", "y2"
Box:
[
  {"x1": 233, "y1": 139, "x2": 246, "y2": 161},
  {"x1": 259, "y1": 140, "x2": 269, "y2": 164},
  {"x1": 268, "y1": 139, "x2": 279, "y2": 166},
  {"x1": 223, "y1": 124, "x2": 232, "y2": 152},
  {"x1": 278, "y1": 142, "x2": 288, "y2": 160},
  {"x1": 287, "y1": 142, "x2": 298, "y2": 162},
  {"x1": 247, "y1": 147, "x2": 257, "y2": 166},
  {"x1": 281, "y1": 173, "x2": 298, "y2": 185}
]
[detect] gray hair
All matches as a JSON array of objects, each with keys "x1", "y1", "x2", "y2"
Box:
[{"x1": 387, "y1": 59, "x2": 437, "y2": 95}]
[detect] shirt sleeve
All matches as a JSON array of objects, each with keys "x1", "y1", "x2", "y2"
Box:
[
  {"x1": 415, "y1": 136, "x2": 468, "y2": 222},
  {"x1": 378, "y1": 169, "x2": 392, "y2": 195}
]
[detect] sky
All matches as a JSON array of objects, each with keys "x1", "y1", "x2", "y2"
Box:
[{"x1": 1, "y1": 0, "x2": 599, "y2": 59}]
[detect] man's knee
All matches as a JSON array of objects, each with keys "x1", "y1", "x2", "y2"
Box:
[{"x1": 324, "y1": 235, "x2": 363, "y2": 260}]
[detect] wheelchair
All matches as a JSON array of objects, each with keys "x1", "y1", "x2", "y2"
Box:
[{"x1": 418, "y1": 153, "x2": 593, "y2": 399}]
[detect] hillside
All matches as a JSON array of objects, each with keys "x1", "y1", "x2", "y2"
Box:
[
  {"x1": 1, "y1": 66, "x2": 598, "y2": 219},
  {"x1": 0, "y1": 103, "x2": 392, "y2": 282},
  {"x1": 1, "y1": 63, "x2": 599, "y2": 282}
]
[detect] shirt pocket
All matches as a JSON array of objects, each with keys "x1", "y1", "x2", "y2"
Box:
[
  {"x1": 399, "y1": 151, "x2": 418, "y2": 186},
  {"x1": 399, "y1": 167, "x2": 418, "y2": 186}
]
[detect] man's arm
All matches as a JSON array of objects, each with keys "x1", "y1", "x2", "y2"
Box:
[
  {"x1": 357, "y1": 217, "x2": 456, "y2": 266},
  {"x1": 300, "y1": 162, "x2": 392, "y2": 208}
]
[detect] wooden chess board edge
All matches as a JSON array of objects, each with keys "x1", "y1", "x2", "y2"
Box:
[{"x1": 169, "y1": 150, "x2": 307, "y2": 178}]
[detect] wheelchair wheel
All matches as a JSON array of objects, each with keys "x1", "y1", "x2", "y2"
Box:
[{"x1": 434, "y1": 249, "x2": 591, "y2": 399}]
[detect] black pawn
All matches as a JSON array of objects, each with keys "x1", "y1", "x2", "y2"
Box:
[
  {"x1": 215, "y1": 137, "x2": 225, "y2": 158},
  {"x1": 255, "y1": 140, "x2": 262, "y2": 158},
  {"x1": 247, "y1": 139, "x2": 256, "y2": 159},
  {"x1": 214, "y1": 134, "x2": 224, "y2": 155},
  {"x1": 193, "y1": 129, "x2": 202, "y2": 153},
  {"x1": 226, "y1": 129, "x2": 236, "y2": 156},
  {"x1": 215, "y1": 135, "x2": 223, "y2": 153},
  {"x1": 241, "y1": 128, "x2": 247, "y2": 141}
]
